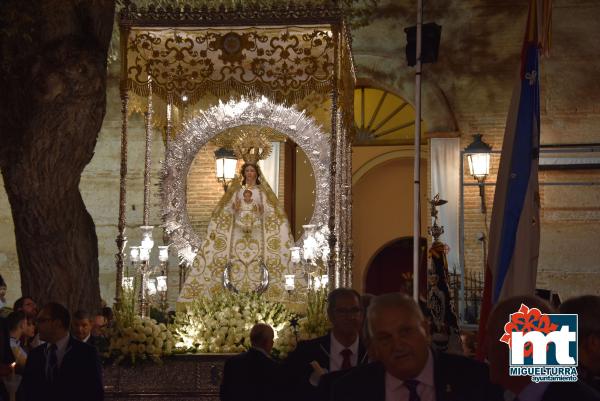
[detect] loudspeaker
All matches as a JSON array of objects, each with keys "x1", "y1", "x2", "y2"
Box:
[{"x1": 404, "y1": 22, "x2": 442, "y2": 67}]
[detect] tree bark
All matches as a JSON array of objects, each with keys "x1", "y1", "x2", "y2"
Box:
[{"x1": 0, "y1": 0, "x2": 115, "y2": 312}]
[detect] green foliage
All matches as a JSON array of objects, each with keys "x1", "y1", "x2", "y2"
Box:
[
  {"x1": 299, "y1": 288, "x2": 330, "y2": 339},
  {"x1": 114, "y1": 284, "x2": 137, "y2": 327},
  {"x1": 105, "y1": 286, "x2": 176, "y2": 365}
]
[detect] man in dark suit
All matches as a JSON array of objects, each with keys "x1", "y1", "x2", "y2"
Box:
[
  {"x1": 284, "y1": 288, "x2": 369, "y2": 401},
  {"x1": 559, "y1": 295, "x2": 600, "y2": 392},
  {"x1": 220, "y1": 323, "x2": 279, "y2": 401},
  {"x1": 486, "y1": 295, "x2": 600, "y2": 401},
  {"x1": 0, "y1": 315, "x2": 15, "y2": 401},
  {"x1": 71, "y1": 310, "x2": 105, "y2": 349},
  {"x1": 332, "y1": 293, "x2": 499, "y2": 401},
  {"x1": 22, "y1": 302, "x2": 104, "y2": 401}
]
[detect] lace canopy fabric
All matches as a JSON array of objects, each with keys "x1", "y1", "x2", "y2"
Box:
[{"x1": 126, "y1": 26, "x2": 335, "y2": 107}]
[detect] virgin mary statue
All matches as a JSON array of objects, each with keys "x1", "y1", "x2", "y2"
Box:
[{"x1": 178, "y1": 141, "x2": 294, "y2": 302}]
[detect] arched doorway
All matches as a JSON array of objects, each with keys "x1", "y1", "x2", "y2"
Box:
[
  {"x1": 353, "y1": 86, "x2": 426, "y2": 146},
  {"x1": 364, "y1": 237, "x2": 428, "y2": 297},
  {"x1": 351, "y1": 84, "x2": 430, "y2": 290}
]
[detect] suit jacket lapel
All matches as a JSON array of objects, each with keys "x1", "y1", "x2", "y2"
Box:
[
  {"x1": 432, "y1": 350, "x2": 446, "y2": 401},
  {"x1": 318, "y1": 334, "x2": 331, "y2": 369},
  {"x1": 370, "y1": 362, "x2": 386, "y2": 401},
  {"x1": 56, "y1": 337, "x2": 77, "y2": 377},
  {"x1": 433, "y1": 350, "x2": 460, "y2": 401},
  {"x1": 357, "y1": 340, "x2": 369, "y2": 365}
]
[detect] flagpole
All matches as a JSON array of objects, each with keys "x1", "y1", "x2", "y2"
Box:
[{"x1": 413, "y1": 0, "x2": 423, "y2": 302}]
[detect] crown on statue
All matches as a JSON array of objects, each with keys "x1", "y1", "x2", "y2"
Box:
[{"x1": 232, "y1": 128, "x2": 272, "y2": 164}]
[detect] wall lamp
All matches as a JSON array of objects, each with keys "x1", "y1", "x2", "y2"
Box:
[
  {"x1": 214, "y1": 148, "x2": 238, "y2": 192},
  {"x1": 464, "y1": 134, "x2": 492, "y2": 213}
]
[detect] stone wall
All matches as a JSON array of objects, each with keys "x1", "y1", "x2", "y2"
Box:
[
  {"x1": 351, "y1": 0, "x2": 600, "y2": 299},
  {"x1": 1, "y1": 0, "x2": 599, "y2": 308}
]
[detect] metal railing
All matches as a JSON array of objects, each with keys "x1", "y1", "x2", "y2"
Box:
[{"x1": 448, "y1": 271, "x2": 485, "y2": 324}]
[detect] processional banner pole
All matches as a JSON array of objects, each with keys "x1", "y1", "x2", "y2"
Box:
[
  {"x1": 413, "y1": 0, "x2": 423, "y2": 302},
  {"x1": 138, "y1": 76, "x2": 154, "y2": 318},
  {"x1": 115, "y1": 23, "x2": 131, "y2": 308}
]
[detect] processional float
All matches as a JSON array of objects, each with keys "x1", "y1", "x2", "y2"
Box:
[{"x1": 114, "y1": 0, "x2": 356, "y2": 313}]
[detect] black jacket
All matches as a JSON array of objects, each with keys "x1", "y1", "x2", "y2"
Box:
[
  {"x1": 22, "y1": 336, "x2": 103, "y2": 401},
  {"x1": 541, "y1": 381, "x2": 600, "y2": 401},
  {"x1": 220, "y1": 347, "x2": 280, "y2": 401},
  {"x1": 331, "y1": 351, "x2": 502, "y2": 401},
  {"x1": 283, "y1": 333, "x2": 368, "y2": 401}
]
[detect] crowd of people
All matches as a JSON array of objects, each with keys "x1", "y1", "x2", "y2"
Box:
[
  {"x1": 0, "y1": 272, "x2": 598, "y2": 401},
  {"x1": 0, "y1": 275, "x2": 110, "y2": 401},
  {"x1": 220, "y1": 289, "x2": 600, "y2": 401}
]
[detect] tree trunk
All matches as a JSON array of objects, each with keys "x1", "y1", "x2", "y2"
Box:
[{"x1": 0, "y1": 0, "x2": 115, "y2": 312}]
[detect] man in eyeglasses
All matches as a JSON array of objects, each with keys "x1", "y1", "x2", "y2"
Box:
[
  {"x1": 284, "y1": 288, "x2": 369, "y2": 401},
  {"x1": 21, "y1": 302, "x2": 103, "y2": 401},
  {"x1": 331, "y1": 293, "x2": 501, "y2": 401}
]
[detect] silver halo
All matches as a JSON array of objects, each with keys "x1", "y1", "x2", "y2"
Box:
[{"x1": 161, "y1": 96, "x2": 331, "y2": 262}]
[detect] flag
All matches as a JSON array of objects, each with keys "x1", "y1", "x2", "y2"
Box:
[{"x1": 476, "y1": 0, "x2": 551, "y2": 359}]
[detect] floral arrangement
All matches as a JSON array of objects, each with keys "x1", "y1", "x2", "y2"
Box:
[
  {"x1": 297, "y1": 288, "x2": 330, "y2": 340},
  {"x1": 101, "y1": 284, "x2": 330, "y2": 364},
  {"x1": 103, "y1": 287, "x2": 176, "y2": 364},
  {"x1": 173, "y1": 291, "x2": 297, "y2": 357},
  {"x1": 104, "y1": 316, "x2": 176, "y2": 364}
]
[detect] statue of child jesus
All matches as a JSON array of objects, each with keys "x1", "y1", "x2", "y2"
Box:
[{"x1": 236, "y1": 189, "x2": 261, "y2": 233}]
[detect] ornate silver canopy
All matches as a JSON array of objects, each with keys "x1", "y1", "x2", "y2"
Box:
[{"x1": 161, "y1": 97, "x2": 331, "y2": 262}]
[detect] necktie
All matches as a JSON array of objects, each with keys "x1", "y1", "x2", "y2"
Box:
[
  {"x1": 47, "y1": 344, "x2": 58, "y2": 383},
  {"x1": 404, "y1": 379, "x2": 421, "y2": 401},
  {"x1": 340, "y1": 348, "x2": 353, "y2": 370}
]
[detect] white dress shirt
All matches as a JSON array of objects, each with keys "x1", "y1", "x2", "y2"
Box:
[
  {"x1": 503, "y1": 382, "x2": 550, "y2": 401},
  {"x1": 10, "y1": 337, "x2": 28, "y2": 366},
  {"x1": 329, "y1": 332, "x2": 359, "y2": 372},
  {"x1": 385, "y1": 349, "x2": 436, "y2": 401}
]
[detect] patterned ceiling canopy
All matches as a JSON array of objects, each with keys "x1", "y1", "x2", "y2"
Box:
[{"x1": 126, "y1": 26, "x2": 336, "y2": 106}]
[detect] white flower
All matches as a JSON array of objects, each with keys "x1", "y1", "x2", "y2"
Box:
[{"x1": 172, "y1": 291, "x2": 298, "y2": 356}]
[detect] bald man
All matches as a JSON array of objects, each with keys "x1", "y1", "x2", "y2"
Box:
[
  {"x1": 220, "y1": 323, "x2": 280, "y2": 401},
  {"x1": 486, "y1": 295, "x2": 600, "y2": 401},
  {"x1": 332, "y1": 293, "x2": 499, "y2": 401}
]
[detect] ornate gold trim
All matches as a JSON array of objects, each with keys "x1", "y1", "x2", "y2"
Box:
[
  {"x1": 124, "y1": 27, "x2": 336, "y2": 108},
  {"x1": 120, "y1": 1, "x2": 344, "y2": 27}
]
